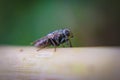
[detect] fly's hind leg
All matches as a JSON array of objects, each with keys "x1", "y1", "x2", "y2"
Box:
[
  {"x1": 36, "y1": 47, "x2": 45, "y2": 51},
  {"x1": 37, "y1": 48, "x2": 42, "y2": 51},
  {"x1": 36, "y1": 41, "x2": 49, "y2": 51}
]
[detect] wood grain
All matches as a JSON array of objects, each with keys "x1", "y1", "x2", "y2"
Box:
[{"x1": 0, "y1": 46, "x2": 120, "y2": 80}]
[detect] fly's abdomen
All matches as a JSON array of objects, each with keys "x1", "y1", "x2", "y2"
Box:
[{"x1": 33, "y1": 37, "x2": 50, "y2": 48}]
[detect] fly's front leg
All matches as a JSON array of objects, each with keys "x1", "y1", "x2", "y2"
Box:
[
  {"x1": 68, "y1": 39, "x2": 72, "y2": 47},
  {"x1": 64, "y1": 37, "x2": 72, "y2": 47},
  {"x1": 65, "y1": 39, "x2": 72, "y2": 47},
  {"x1": 64, "y1": 34, "x2": 72, "y2": 47}
]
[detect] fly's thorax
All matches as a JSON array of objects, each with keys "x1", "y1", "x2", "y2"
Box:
[{"x1": 47, "y1": 33, "x2": 54, "y2": 39}]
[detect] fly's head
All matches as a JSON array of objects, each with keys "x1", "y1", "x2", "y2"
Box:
[{"x1": 63, "y1": 28, "x2": 73, "y2": 38}]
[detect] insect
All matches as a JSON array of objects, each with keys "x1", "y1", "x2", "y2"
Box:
[{"x1": 32, "y1": 28, "x2": 73, "y2": 51}]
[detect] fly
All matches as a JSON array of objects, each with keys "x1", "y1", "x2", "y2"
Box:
[{"x1": 32, "y1": 28, "x2": 73, "y2": 51}]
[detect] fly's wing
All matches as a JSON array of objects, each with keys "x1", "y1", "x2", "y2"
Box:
[
  {"x1": 31, "y1": 36, "x2": 49, "y2": 47},
  {"x1": 31, "y1": 38, "x2": 41, "y2": 45}
]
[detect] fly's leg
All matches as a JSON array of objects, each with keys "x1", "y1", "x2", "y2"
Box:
[
  {"x1": 68, "y1": 39, "x2": 72, "y2": 47},
  {"x1": 49, "y1": 39, "x2": 57, "y2": 52},
  {"x1": 64, "y1": 36, "x2": 72, "y2": 47},
  {"x1": 65, "y1": 39, "x2": 72, "y2": 47},
  {"x1": 54, "y1": 46, "x2": 56, "y2": 52},
  {"x1": 64, "y1": 35, "x2": 72, "y2": 47},
  {"x1": 61, "y1": 44, "x2": 65, "y2": 47},
  {"x1": 36, "y1": 40, "x2": 49, "y2": 51},
  {"x1": 37, "y1": 48, "x2": 43, "y2": 51},
  {"x1": 37, "y1": 46, "x2": 46, "y2": 51}
]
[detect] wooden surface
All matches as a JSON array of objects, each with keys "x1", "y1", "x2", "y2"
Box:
[{"x1": 0, "y1": 46, "x2": 120, "y2": 80}]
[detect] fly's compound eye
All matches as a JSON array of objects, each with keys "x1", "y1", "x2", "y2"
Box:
[
  {"x1": 64, "y1": 30, "x2": 70, "y2": 36},
  {"x1": 64, "y1": 29, "x2": 73, "y2": 38}
]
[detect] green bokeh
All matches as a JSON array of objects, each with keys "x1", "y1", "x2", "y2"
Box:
[{"x1": 0, "y1": 0, "x2": 120, "y2": 46}]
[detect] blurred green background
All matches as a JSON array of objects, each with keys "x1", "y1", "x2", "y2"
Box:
[{"x1": 0, "y1": 0, "x2": 120, "y2": 47}]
